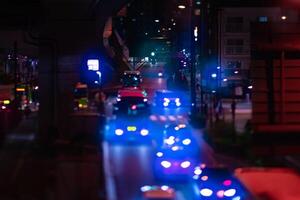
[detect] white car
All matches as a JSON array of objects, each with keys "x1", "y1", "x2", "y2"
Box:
[{"x1": 141, "y1": 185, "x2": 175, "y2": 199}]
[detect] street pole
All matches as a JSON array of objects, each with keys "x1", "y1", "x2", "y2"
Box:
[{"x1": 190, "y1": 0, "x2": 197, "y2": 115}]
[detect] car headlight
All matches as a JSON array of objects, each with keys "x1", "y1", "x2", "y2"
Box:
[
  {"x1": 161, "y1": 160, "x2": 171, "y2": 168},
  {"x1": 200, "y1": 188, "x2": 213, "y2": 197},
  {"x1": 140, "y1": 129, "x2": 149, "y2": 136},
  {"x1": 224, "y1": 189, "x2": 236, "y2": 197},
  {"x1": 182, "y1": 138, "x2": 191, "y2": 145},
  {"x1": 156, "y1": 152, "x2": 163, "y2": 157},
  {"x1": 115, "y1": 129, "x2": 124, "y2": 136},
  {"x1": 180, "y1": 161, "x2": 191, "y2": 168}
]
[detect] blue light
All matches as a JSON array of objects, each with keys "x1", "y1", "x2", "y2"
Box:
[
  {"x1": 158, "y1": 72, "x2": 163, "y2": 77},
  {"x1": 161, "y1": 185, "x2": 169, "y2": 191},
  {"x1": 141, "y1": 185, "x2": 151, "y2": 192},
  {"x1": 164, "y1": 136, "x2": 175, "y2": 145},
  {"x1": 163, "y1": 102, "x2": 169, "y2": 107},
  {"x1": 232, "y1": 196, "x2": 241, "y2": 200},
  {"x1": 211, "y1": 73, "x2": 217, "y2": 78},
  {"x1": 171, "y1": 146, "x2": 180, "y2": 151},
  {"x1": 194, "y1": 167, "x2": 202, "y2": 175}
]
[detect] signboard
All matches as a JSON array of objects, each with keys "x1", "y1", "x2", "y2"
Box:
[{"x1": 87, "y1": 59, "x2": 99, "y2": 71}]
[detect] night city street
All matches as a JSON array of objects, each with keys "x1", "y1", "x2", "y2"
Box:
[{"x1": 1, "y1": 0, "x2": 300, "y2": 200}]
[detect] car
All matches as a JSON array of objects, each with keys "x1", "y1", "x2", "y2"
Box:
[
  {"x1": 193, "y1": 167, "x2": 253, "y2": 200},
  {"x1": 106, "y1": 116, "x2": 151, "y2": 143},
  {"x1": 154, "y1": 90, "x2": 189, "y2": 108},
  {"x1": 121, "y1": 70, "x2": 142, "y2": 87},
  {"x1": 114, "y1": 88, "x2": 150, "y2": 116},
  {"x1": 140, "y1": 185, "x2": 175, "y2": 199}
]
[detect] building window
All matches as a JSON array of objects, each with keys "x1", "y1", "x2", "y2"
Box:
[
  {"x1": 227, "y1": 61, "x2": 242, "y2": 69},
  {"x1": 225, "y1": 17, "x2": 244, "y2": 32},
  {"x1": 258, "y1": 16, "x2": 268, "y2": 22},
  {"x1": 225, "y1": 39, "x2": 245, "y2": 55}
]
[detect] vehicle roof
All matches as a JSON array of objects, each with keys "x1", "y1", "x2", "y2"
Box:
[{"x1": 118, "y1": 88, "x2": 147, "y2": 98}]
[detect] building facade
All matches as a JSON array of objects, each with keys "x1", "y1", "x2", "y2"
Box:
[{"x1": 218, "y1": 7, "x2": 299, "y2": 98}]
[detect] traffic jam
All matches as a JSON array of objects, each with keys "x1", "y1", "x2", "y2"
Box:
[{"x1": 104, "y1": 70, "x2": 253, "y2": 200}]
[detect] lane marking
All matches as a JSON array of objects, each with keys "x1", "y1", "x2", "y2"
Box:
[{"x1": 103, "y1": 142, "x2": 117, "y2": 200}]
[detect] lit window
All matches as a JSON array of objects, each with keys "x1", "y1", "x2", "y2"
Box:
[{"x1": 258, "y1": 16, "x2": 268, "y2": 22}]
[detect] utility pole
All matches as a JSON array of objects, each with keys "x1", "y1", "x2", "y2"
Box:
[
  {"x1": 13, "y1": 41, "x2": 19, "y2": 106},
  {"x1": 190, "y1": 0, "x2": 197, "y2": 115}
]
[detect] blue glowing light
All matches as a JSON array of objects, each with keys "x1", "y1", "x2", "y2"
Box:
[
  {"x1": 141, "y1": 185, "x2": 151, "y2": 192},
  {"x1": 156, "y1": 152, "x2": 163, "y2": 157},
  {"x1": 194, "y1": 167, "x2": 202, "y2": 175},
  {"x1": 224, "y1": 189, "x2": 236, "y2": 197},
  {"x1": 211, "y1": 73, "x2": 217, "y2": 78},
  {"x1": 161, "y1": 185, "x2": 169, "y2": 191}
]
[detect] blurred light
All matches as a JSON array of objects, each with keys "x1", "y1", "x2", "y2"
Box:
[
  {"x1": 178, "y1": 5, "x2": 186, "y2": 9},
  {"x1": 182, "y1": 138, "x2": 191, "y2": 145},
  {"x1": 1, "y1": 106, "x2": 6, "y2": 109},
  {"x1": 223, "y1": 180, "x2": 232, "y2": 186},
  {"x1": 115, "y1": 129, "x2": 123, "y2": 136},
  {"x1": 173, "y1": 22, "x2": 176, "y2": 26},
  {"x1": 217, "y1": 190, "x2": 224, "y2": 198},
  {"x1": 127, "y1": 126, "x2": 137, "y2": 131},
  {"x1": 151, "y1": 52, "x2": 155, "y2": 56},
  {"x1": 141, "y1": 185, "x2": 151, "y2": 192},
  {"x1": 143, "y1": 98, "x2": 148, "y2": 102},
  {"x1": 212, "y1": 90, "x2": 216, "y2": 93},
  {"x1": 155, "y1": 19, "x2": 160, "y2": 23},
  {"x1": 174, "y1": 126, "x2": 180, "y2": 131},
  {"x1": 223, "y1": 78, "x2": 228, "y2": 82},
  {"x1": 87, "y1": 59, "x2": 99, "y2": 71},
  {"x1": 156, "y1": 152, "x2": 163, "y2": 157},
  {"x1": 201, "y1": 175, "x2": 208, "y2": 181},
  {"x1": 194, "y1": 167, "x2": 202, "y2": 175},
  {"x1": 168, "y1": 27, "x2": 171, "y2": 31},
  {"x1": 94, "y1": 81, "x2": 99, "y2": 84},
  {"x1": 248, "y1": 85, "x2": 253, "y2": 89},
  {"x1": 145, "y1": 32, "x2": 148, "y2": 35},
  {"x1": 163, "y1": 102, "x2": 169, "y2": 107},
  {"x1": 194, "y1": 26, "x2": 198, "y2": 37},
  {"x1": 224, "y1": 189, "x2": 236, "y2": 197},
  {"x1": 158, "y1": 72, "x2": 163, "y2": 77},
  {"x1": 232, "y1": 196, "x2": 241, "y2": 200},
  {"x1": 281, "y1": 15, "x2": 287, "y2": 20},
  {"x1": 171, "y1": 146, "x2": 180, "y2": 151},
  {"x1": 161, "y1": 161, "x2": 171, "y2": 168},
  {"x1": 34, "y1": 86, "x2": 39, "y2": 90},
  {"x1": 234, "y1": 70, "x2": 239, "y2": 74},
  {"x1": 196, "y1": 1, "x2": 201, "y2": 5},
  {"x1": 131, "y1": 105, "x2": 137, "y2": 110},
  {"x1": 164, "y1": 98, "x2": 170, "y2": 102},
  {"x1": 175, "y1": 98, "x2": 180, "y2": 103},
  {"x1": 117, "y1": 98, "x2": 121, "y2": 102},
  {"x1": 200, "y1": 163, "x2": 206, "y2": 169},
  {"x1": 176, "y1": 102, "x2": 181, "y2": 107},
  {"x1": 140, "y1": 129, "x2": 149, "y2": 136},
  {"x1": 16, "y1": 88, "x2": 25, "y2": 92},
  {"x1": 165, "y1": 137, "x2": 175, "y2": 145},
  {"x1": 200, "y1": 188, "x2": 213, "y2": 197},
  {"x1": 161, "y1": 185, "x2": 169, "y2": 191},
  {"x1": 193, "y1": 175, "x2": 199, "y2": 180},
  {"x1": 145, "y1": 57, "x2": 149, "y2": 62},
  {"x1": 211, "y1": 73, "x2": 217, "y2": 78},
  {"x1": 180, "y1": 161, "x2": 191, "y2": 168},
  {"x1": 217, "y1": 66, "x2": 221, "y2": 69},
  {"x1": 3, "y1": 100, "x2": 10, "y2": 105}
]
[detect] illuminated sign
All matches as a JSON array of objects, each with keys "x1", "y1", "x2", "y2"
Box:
[{"x1": 87, "y1": 59, "x2": 99, "y2": 71}]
